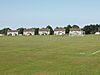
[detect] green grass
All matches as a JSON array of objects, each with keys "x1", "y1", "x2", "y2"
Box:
[{"x1": 0, "y1": 35, "x2": 100, "y2": 75}]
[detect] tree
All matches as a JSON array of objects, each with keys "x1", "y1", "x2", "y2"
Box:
[
  {"x1": 72, "y1": 25, "x2": 79, "y2": 28},
  {"x1": 64, "y1": 25, "x2": 72, "y2": 34},
  {"x1": 83, "y1": 24, "x2": 100, "y2": 34},
  {"x1": 0, "y1": 30, "x2": 2, "y2": 34},
  {"x1": 1, "y1": 28, "x2": 11, "y2": 35},
  {"x1": 17, "y1": 28, "x2": 25, "y2": 35},
  {"x1": 83, "y1": 26, "x2": 91, "y2": 34},
  {"x1": 55, "y1": 27, "x2": 63, "y2": 29},
  {"x1": 55, "y1": 27, "x2": 59, "y2": 29},
  {"x1": 33, "y1": 28, "x2": 39, "y2": 35},
  {"x1": 46, "y1": 25, "x2": 54, "y2": 35}
]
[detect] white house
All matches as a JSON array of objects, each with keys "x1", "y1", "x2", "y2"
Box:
[
  {"x1": 39, "y1": 28, "x2": 50, "y2": 35},
  {"x1": 95, "y1": 32, "x2": 100, "y2": 35},
  {"x1": 23, "y1": 29, "x2": 35, "y2": 36},
  {"x1": 54, "y1": 28, "x2": 66, "y2": 35},
  {"x1": 7, "y1": 30, "x2": 18, "y2": 36},
  {"x1": 69, "y1": 28, "x2": 84, "y2": 36},
  {"x1": 0, "y1": 34, "x2": 4, "y2": 36}
]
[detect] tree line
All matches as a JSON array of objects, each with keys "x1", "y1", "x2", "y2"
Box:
[
  {"x1": 82, "y1": 24, "x2": 100, "y2": 34},
  {"x1": 0, "y1": 24, "x2": 100, "y2": 35}
]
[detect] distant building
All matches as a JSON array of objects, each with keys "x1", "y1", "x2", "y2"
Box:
[
  {"x1": 95, "y1": 32, "x2": 100, "y2": 35},
  {"x1": 54, "y1": 28, "x2": 66, "y2": 35},
  {"x1": 95, "y1": 27, "x2": 100, "y2": 35},
  {"x1": 0, "y1": 34, "x2": 4, "y2": 36},
  {"x1": 7, "y1": 30, "x2": 18, "y2": 36},
  {"x1": 39, "y1": 28, "x2": 50, "y2": 35},
  {"x1": 23, "y1": 29, "x2": 35, "y2": 36},
  {"x1": 69, "y1": 28, "x2": 84, "y2": 36}
]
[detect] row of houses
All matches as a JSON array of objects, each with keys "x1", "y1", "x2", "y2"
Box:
[{"x1": 7, "y1": 28, "x2": 84, "y2": 36}]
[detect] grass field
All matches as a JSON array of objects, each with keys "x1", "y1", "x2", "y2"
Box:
[{"x1": 0, "y1": 35, "x2": 100, "y2": 75}]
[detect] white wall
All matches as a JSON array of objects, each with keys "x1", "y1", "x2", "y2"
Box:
[
  {"x1": 0, "y1": 34, "x2": 4, "y2": 36},
  {"x1": 69, "y1": 31, "x2": 84, "y2": 36},
  {"x1": 23, "y1": 31, "x2": 35, "y2": 36},
  {"x1": 95, "y1": 32, "x2": 100, "y2": 35},
  {"x1": 54, "y1": 31, "x2": 65, "y2": 35},
  {"x1": 39, "y1": 31, "x2": 50, "y2": 35},
  {"x1": 7, "y1": 32, "x2": 18, "y2": 36}
]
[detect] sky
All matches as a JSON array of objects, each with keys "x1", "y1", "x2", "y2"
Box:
[{"x1": 0, "y1": 0, "x2": 100, "y2": 29}]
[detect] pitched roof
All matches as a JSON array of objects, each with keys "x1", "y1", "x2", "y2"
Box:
[
  {"x1": 39, "y1": 28, "x2": 50, "y2": 31},
  {"x1": 8, "y1": 30, "x2": 18, "y2": 32},
  {"x1": 24, "y1": 29, "x2": 35, "y2": 32},
  {"x1": 54, "y1": 28, "x2": 66, "y2": 31},
  {"x1": 70, "y1": 28, "x2": 81, "y2": 31}
]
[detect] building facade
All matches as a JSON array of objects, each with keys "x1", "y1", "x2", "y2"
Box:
[
  {"x1": 39, "y1": 28, "x2": 50, "y2": 35},
  {"x1": 54, "y1": 28, "x2": 66, "y2": 35},
  {"x1": 7, "y1": 30, "x2": 18, "y2": 36},
  {"x1": 0, "y1": 34, "x2": 4, "y2": 36},
  {"x1": 69, "y1": 28, "x2": 84, "y2": 36},
  {"x1": 23, "y1": 29, "x2": 35, "y2": 36},
  {"x1": 95, "y1": 32, "x2": 100, "y2": 35}
]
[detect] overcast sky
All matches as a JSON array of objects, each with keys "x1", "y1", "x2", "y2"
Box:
[{"x1": 0, "y1": 0, "x2": 100, "y2": 29}]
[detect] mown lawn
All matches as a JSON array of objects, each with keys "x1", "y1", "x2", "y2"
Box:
[{"x1": 0, "y1": 35, "x2": 100, "y2": 75}]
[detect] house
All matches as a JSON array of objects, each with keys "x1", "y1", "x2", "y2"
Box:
[
  {"x1": 69, "y1": 28, "x2": 84, "y2": 36},
  {"x1": 39, "y1": 28, "x2": 50, "y2": 35},
  {"x1": 0, "y1": 34, "x2": 4, "y2": 36},
  {"x1": 95, "y1": 32, "x2": 100, "y2": 35},
  {"x1": 23, "y1": 29, "x2": 35, "y2": 36},
  {"x1": 54, "y1": 28, "x2": 66, "y2": 35},
  {"x1": 7, "y1": 30, "x2": 18, "y2": 36}
]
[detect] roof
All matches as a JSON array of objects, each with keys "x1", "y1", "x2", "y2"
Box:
[
  {"x1": 24, "y1": 29, "x2": 35, "y2": 32},
  {"x1": 39, "y1": 28, "x2": 50, "y2": 31},
  {"x1": 70, "y1": 28, "x2": 81, "y2": 31},
  {"x1": 54, "y1": 28, "x2": 66, "y2": 31},
  {"x1": 8, "y1": 30, "x2": 18, "y2": 32}
]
